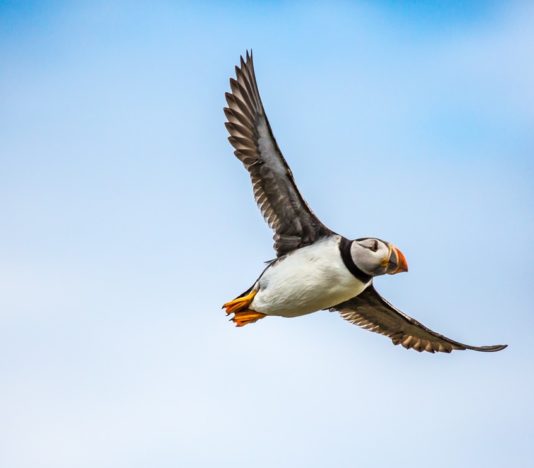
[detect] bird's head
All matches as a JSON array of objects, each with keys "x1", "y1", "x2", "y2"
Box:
[{"x1": 350, "y1": 238, "x2": 408, "y2": 277}]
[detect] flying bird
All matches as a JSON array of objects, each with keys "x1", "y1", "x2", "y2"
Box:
[{"x1": 222, "y1": 51, "x2": 507, "y2": 354}]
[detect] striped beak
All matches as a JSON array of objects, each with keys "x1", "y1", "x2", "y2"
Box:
[{"x1": 386, "y1": 245, "x2": 408, "y2": 275}]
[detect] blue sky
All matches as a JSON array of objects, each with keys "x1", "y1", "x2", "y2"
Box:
[{"x1": 1, "y1": 1, "x2": 533, "y2": 467}]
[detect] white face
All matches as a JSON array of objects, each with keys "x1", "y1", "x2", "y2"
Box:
[{"x1": 350, "y1": 238, "x2": 391, "y2": 276}]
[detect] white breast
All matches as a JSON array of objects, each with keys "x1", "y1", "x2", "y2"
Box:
[{"x1": 250, "y1": 236, "x2": 369, "y2": 317}]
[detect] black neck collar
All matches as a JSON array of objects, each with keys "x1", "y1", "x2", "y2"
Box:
[{"x1": 339, "y1": 237, "x2": 372, "y2": 283}]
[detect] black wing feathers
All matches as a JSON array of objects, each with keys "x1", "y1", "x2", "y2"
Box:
[
  {"x1": 332, "y1": 285, "x2": 507, "y2": 353},
  {"x1": 224, "y1": 51, "x2": 332, "y2": 256}
]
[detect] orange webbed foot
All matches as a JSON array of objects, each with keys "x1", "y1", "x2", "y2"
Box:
[
  {"x1": 222, "y1": 289, "x2": 257, "y2": 315},
  {"x1": 231, "y1": 310, "x2": 266, "y2": 327},
  {"x1": 222, "y1": 289, "x2": 266, "y2": 326}
]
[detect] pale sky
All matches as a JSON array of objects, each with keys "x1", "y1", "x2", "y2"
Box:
[{"x1": 1, "y1": 1, "x2": 533, "y2": 467}]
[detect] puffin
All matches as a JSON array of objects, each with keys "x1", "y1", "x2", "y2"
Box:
[{"x1": 222, "y1": 51, "x2": 507, "y2": 354}]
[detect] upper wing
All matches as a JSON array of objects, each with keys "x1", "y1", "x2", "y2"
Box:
[
  {"x1": 332, "y1": 284, "x2": 507, "y2": 353},
  {"x1": 224, "y1": 51, "x2": 333, "y2": 257}
]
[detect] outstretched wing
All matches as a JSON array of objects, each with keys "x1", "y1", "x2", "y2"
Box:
[
  {"x1": 332, "y1": 285, "x2": 507, "y2": 353},
  {"x1": 224, "y1": 51, "x2": 333, "y2": 257}
]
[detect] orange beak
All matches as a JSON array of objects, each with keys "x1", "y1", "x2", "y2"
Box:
[{"x1": 386, "y1": 245, "x2": 408, "y2": 275}]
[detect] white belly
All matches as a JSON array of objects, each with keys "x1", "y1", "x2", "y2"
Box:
[{"x1": 250, "y1": 236, "x2": 369, "y2": 317}]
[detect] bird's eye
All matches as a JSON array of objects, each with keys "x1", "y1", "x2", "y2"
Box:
[{"x1": 370, "y1": 240, "x2": 378, "y2": 252}]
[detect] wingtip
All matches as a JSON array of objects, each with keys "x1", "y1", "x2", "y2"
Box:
[
  {"x1": 239, "y1": 49, "x2": 253, "y2": 66},
  {"x1": 489, "y1": 343, "x2": 508, "y2": 352},
  {"x1": 471, "y1": 343, "x2": 508, "y2": 352}
]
